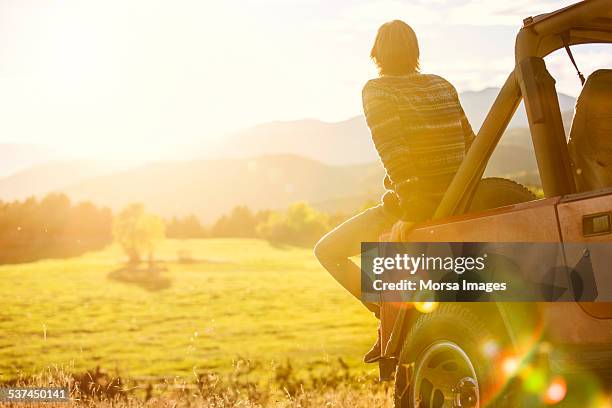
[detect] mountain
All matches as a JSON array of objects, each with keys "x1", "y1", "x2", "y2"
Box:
[
  {"x1": 63, "y1": 155, "x2": 386, "y2": 221},
  {"x1": 485, "y1": 144, "x2": 539, "y2": 185},
  {"x1": 0, "y1": 145, "x2": 536, "y2": 221},
  {"x1": 207, "y1": 116, "x2": 374, "y2": 165},
  {"x1": 1, "y1": 87, "x2": 563, "y2": 216},
  {"x1": 0, "y1": 160, "x2": 135, "y2": 201},
  {"x1": 0, "y1": 144, "x2": 66, "y2": 178},
  {"x1": 206, "y1": 88, "x2": 576, "y2": 165},
  {"x1": 458, "y1": 87, "x2": 576, "y2": 131}
]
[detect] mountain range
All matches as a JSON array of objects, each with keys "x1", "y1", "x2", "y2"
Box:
[
  {"x1": 63, "y1": 155, "x2": 385, "y2": 221},
  {"x1": 0, "y1": 144, "x2": 66, "y2": 178},
  {"x1": 0, "y1": 87, "x2": 576, "y2": 220},
  {"x1": 203, "y1": 88, "x2": 576, "y2": 165}
]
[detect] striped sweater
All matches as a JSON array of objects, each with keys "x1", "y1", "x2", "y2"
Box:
[{"x1": 362, "y1": 73, "x2": 475, "y2": 217}]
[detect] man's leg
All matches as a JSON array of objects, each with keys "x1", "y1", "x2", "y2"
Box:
[
  {"x1": 313, "y1": 204, "x2": 397, "y2": 309},
  {"x1": 314, "y1": 204, "x2": 397, "y2": 363}
]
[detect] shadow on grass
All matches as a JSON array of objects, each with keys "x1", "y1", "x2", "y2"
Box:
[
  {"x1": 107, "y1": 264, "x2": 171, "y2": 291},
  {"x1": 267, "y1": 241, "x2": 312, "y2": 251},
  {"x1": 175, "y1": 249, "x2": 236, "y2": 265},
  {"x1": 175, "y1": 257, "x2": 233, "y2": 265}
]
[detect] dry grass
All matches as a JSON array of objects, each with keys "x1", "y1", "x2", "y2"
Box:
[{"x1": 1, "y1": 361, "x2": 394, "y2": 407}]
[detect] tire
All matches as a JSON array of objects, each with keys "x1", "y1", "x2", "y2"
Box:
[
  {"x1": 393, "y1": 304, "x2": 501, "y2": 408},
  {"x1": 468, "y1": 177, "x2": 536, "y2": 212}
]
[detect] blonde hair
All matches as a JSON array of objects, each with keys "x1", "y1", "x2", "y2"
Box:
[{"x1": 370, "y1": 20, "x2": 420, "y2": 76}]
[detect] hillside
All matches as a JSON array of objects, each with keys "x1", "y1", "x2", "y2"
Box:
[
  {"x1": 0, "y1": 148, "x2": 532, "y2": 221},
  {"x1": 0, "y1": 144, "x2": 66, "y2": 178},
  {"x1": 207, "y1": 116, "x2": 374, "y2": 165},
  {"x1": 63, "y1": 155, "x2": 386, "y2": 221},
  {"x1": 204, "y1": 88, "x2": 576, "y2": 165},
  {"x1": 458, "y1": 87, "x2": 576, "y2": 131},
  {"x1": 0, "y1": 160, "x2": 133, "y2": 201}
]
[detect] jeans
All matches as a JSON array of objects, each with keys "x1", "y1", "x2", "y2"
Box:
[{"x1": 314, "y1": 204, "x2": 398, "y2": 315}]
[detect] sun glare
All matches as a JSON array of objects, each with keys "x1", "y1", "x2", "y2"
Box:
[
  {"x1": 414, "y1": 301, "x2": 438, "y2": 313},
  {"x1": 544, "y1": 377, "x2": 567, "y2": 405}
]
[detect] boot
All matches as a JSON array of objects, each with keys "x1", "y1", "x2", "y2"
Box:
[{"x1": 363, "y1": 322, "x2": 383, "y2": 363}]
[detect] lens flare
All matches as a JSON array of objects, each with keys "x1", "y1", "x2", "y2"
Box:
[
  {"x1": 501, "y1": 356, "x2": 519, "y2": 377},
  {"x1": 482, "y1": 340, "x2": 499, "y2": 358},
  {"x1": 522, "y1": 367, "x2": 547, "y2": 394},
  {"x1": 484, "y1": 320, "x2": 546, "y2": 406},
  {"x1": 544, "y1": 377, "x2": 567, "y2": 405},
  {"x1": 414, "y1": 302, "x2": 438, "y2": 313}
]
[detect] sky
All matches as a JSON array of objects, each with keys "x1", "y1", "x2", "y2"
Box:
[{"x1": 0, "y1": 0, "x2": 610, "y2": 159}]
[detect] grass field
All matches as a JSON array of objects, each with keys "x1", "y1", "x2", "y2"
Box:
[{"x1": 0, "y1": 239, "x2": 379, "y2": 382}]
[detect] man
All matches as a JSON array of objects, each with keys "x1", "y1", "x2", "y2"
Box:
[{"x1": 314, "y1": 19, "x2": 475, "y2": 362}]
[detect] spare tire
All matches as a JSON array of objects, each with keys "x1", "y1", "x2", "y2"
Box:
[
  {"x1": 388, "y1": 178, "x2": 536, "y2": 241},
  {"x1": 468, "y1": 177, "x2": 537, "y2": 212}
]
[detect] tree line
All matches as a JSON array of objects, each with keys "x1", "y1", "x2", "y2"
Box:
[
  {"x1": 0, "y1": 193, "x2": 360, "y2": 264},
  {"x1": 166, "y1": 202, "x2": 351, "y2": 247},
  {"x1": 0, "y1": 193, "x2": 112, "y2": 264}
]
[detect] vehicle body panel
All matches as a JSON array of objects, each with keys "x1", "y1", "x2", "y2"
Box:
[
  {"x1": 382, "y1": 191, "x2": 612, "y2": 355},
  {"x1": 558, "y1": 188, "x2": 612, "y2": 318},
  {"x1": 381, "y1": 198, "x2": 562, "y2": 354}
]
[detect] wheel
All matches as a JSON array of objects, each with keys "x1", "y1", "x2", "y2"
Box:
[
  {"x1": 393, "y1": 304, "x2": 499, "y2": 408},
  {"x1": 468, "y1": 177, "x2": 536, "y2": 212}
]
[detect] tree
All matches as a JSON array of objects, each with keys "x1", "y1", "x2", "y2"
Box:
[
  {"x1": 0, "y1": 194, "x2": 113, "y2": 264},
  {"x1": 257, "y1": 202, "x2": 329, "y2": 247},
  {"x1": 211, "y1": 205, "x2": 258, "y2": 237},
  {"x1": 166, "y1": 214, "x2": 208, "y2": 239},
  {"x1": 113, "y1": 204, "x2": 165, "y2": 264}
]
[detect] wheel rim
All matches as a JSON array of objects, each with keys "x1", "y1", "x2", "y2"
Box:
[{"x1": 411, "y1": 341, "x2": 479, "y2": 408}]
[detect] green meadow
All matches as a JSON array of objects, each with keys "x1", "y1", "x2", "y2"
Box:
[{"x1": 0, "y1": 239, "x2": 378, "y2": 381}]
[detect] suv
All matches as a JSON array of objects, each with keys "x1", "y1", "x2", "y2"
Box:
[{"x1": 376, "y1": 1, "x2": 612, "y2": 406}]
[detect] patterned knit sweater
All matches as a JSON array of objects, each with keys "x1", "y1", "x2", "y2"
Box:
[{"x1": 362, "y1": 73, "x2": 475, "y2": 215}]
